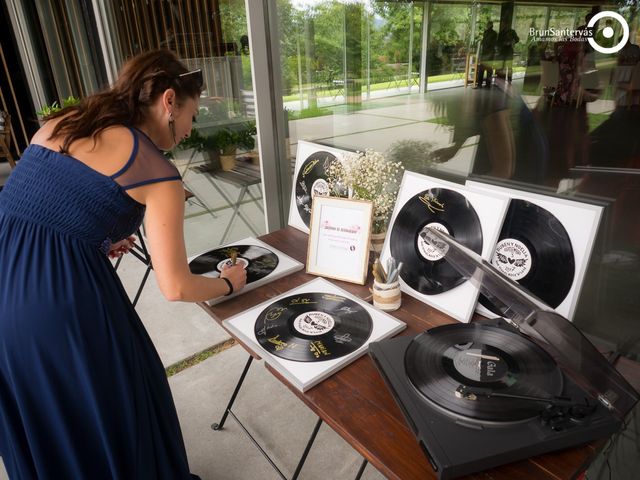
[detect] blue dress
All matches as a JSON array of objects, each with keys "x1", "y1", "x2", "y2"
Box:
[{"x1": 0, "y1": 127, "x2": 196, "y2": 479}]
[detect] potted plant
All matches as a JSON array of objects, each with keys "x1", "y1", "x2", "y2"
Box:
[
  {"x1": 212, "y1": 121, "x2": 257, "y2": 171},
  {"x1": 37, "y1": 96, "x2": 81, "y2": 125},
  {"x1": 326, "y1": 149, "x2": 404, "y2": 253},
  {"x1": 178, "y1": 127, "x2": 222, "y2": 170}
]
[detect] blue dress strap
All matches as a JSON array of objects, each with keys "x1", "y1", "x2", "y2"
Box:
[{"x1": 111, "y1": 127, "x2": 181, "y2": 191}]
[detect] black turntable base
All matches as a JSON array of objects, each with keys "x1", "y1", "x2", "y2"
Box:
[{"x1": 369, "y1": 319, "x2": 622, "y2": 480}]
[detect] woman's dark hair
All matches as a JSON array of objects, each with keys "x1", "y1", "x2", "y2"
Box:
[{"x1": 47, "y1": 49, "x2": 203, "y2": 152}]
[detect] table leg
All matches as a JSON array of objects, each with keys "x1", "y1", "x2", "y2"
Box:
[
  {"x1": 196, "y1": 176, "x2": 259, "y2": 243},
  {"x1": 246, "y1": 185, "x2": 264, "y2": 213},
  {"x1": 291, "y1": 417, "x2": 323, "y2": 480},
  {"x1": 220, "y1": 186, "x2": 260, "y2": 244},
  {"x1": 354, "y1": 459, "x2": 368, "y2": 480},
  {"x1": 226, "y1": 409, "x2": 288, "y2": 480},
  {"x1": 211, "y1": 355, "x2": 253, "y2": 431}
]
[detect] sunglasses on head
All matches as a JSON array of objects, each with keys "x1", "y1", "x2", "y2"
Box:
[{"x1": 178, "y1": 69, "x2": 203, "y2": 90}]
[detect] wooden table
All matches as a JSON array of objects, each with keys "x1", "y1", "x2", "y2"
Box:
[{"x1": 198, "y1": 226, "x2": 640, "y2": 480}]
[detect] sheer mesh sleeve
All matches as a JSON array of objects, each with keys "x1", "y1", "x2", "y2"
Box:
[{"x1": 111, "y1": 127, "x2": 181, "y2": 190}]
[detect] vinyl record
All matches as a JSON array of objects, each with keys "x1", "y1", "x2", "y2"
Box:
[
  {"x1": 390, "y1": 188, "x2": 483, "y2": 295},
  {"x1": 189, "y1": 245, "x2": 278, "y2": 283},
  {"x1": 405, "y1": 323, "x2": 563, "y2": 423},
  {"x1": 295, "y1": 151, "x2": 339, "y2": 227},
  {"x1": 255, "y1": 292, "x2": 373, "y2": 362},
  {"x1": 480, "y1": 200, "x2": 575, "y2": 314}
]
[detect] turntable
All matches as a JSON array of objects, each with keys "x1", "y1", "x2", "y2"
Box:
[{"x1": 369, "y1": 228, "x2": 639, "y2": 479}]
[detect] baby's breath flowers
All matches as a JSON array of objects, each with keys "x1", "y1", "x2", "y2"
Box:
[{"x1": 327, "y1": 149, "x2": 404, "y2": 234}]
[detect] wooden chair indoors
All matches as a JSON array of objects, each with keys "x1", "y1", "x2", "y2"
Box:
[{"x1": 0, "y1": 113, "x2": 17, "y2": 169}]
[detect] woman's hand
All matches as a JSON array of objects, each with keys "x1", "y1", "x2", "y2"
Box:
[
  {"x1": 108, "y1": 236, "x2": 136, "y2": 259},
  {"x1": 220, "y1": 264, "x2": 247, "y2": 294}
]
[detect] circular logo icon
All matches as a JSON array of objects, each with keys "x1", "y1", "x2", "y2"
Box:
[
  {"x1": 417, "y1": 223, "x2": 450, "y2": 261},
  {"x1": 492, "y1": 238, "x2": 531, "y2": 281},
  {"x1": 293, "y1": 311, "x2": 335, "y2": 336},
  {"x1": 588, "y1": 11, "x2": 629, "y2": 54}
]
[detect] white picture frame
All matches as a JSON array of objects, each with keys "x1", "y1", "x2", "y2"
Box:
[
  {"x1": 466, "y1": 180, "x2": 603, "y2": 321},
  {"x1": 288, "y1": 140, "x2": 354, "y2": 234},
  {"x1": 223, "y1": 277, "x2": 406, "y2": 392},
  {"x1": 307, "y1": 196, "x2": 373, "y2": 285}
]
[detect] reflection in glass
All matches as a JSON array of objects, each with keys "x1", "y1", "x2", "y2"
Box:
[{"x1": 276, "y1": 1, "x2": 640, "y2": 360}]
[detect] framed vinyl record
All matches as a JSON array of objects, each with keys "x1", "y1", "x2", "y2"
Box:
[
  {"x1": 288, "y1": 140, "x2": 354, "y2": 234},
  {"x1": 223, "y1": 277, "x2": 406, "y2": 391},
  {"x1": 466, "y1": 180, "x2": 603, "y2": 321},
  {"x1": 187, "y1": 237, "x2": 304, "y2": 306},
  {"x1": 380, "y1": 172, "x2": 510, "y2": 323}
]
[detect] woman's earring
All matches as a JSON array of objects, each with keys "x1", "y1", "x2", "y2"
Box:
[{"x1": 168, "y1": 112, "x2": 177, "y2": 146}]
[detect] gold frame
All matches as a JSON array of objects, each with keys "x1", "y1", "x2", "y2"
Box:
[{"x1": 306, "y1": 196, "x2": 373, "y2": 285}]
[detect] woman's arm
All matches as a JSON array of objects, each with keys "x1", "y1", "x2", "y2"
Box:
[{"x1": 140, "y1": 179, "x2": 247, "y2": 302}]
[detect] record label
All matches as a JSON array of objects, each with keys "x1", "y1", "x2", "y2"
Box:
[
  {"x1": 217, "y1": 257, "x2": 250, "y2": 271},
  {"x1": 312, "y1": 179, "x2": 330, "y2": 197},
  {"x1": 390, "y1": 188, "x2": 483, "y2": 295},
  {"x1": 479, "y1": 200, "x2": 575, "y2": 313},
  {"x1": 255, "y1": 292, "x2": 373, "y2": 362},
  {"x1": 189, "y1": 245, "x2": 279, "y2": 284},
  {"x1": 452, "y1": 347, "x2": 508, "y2": 382},
  {"x1": 417, "y1": 223, "x2": 450, "y2": 261},
  {"x1": 293, "y1": 312, "x2": 335, "y2": 336},
  {"x1": 492, "y1": 238, "x2": 532, "y2": 281}
]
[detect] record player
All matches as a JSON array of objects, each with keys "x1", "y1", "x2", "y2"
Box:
[{"x1": 369, "y1": 228, "x2": 639, "y2": 479}]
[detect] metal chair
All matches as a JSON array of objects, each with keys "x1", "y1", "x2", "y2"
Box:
[
  {"x1": 114, "y1": 187, "x2": 196, "y2": 307},
  {"x1": 113, "y1": 227, "x2": 152, "y2": 308}
]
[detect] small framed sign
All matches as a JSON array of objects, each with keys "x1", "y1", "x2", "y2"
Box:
[{"x1": 307, "y1": 196, "x2": 373, "y2": 285}]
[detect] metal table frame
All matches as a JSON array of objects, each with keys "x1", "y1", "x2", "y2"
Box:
[{"x1": 211, "y1": 354, "x2": 369, "y2": 480}]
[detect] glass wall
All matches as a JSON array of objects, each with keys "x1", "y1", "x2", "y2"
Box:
[
  {"x1": 274, "y1": 0, "x2": 640, "y2": 356},
  {"x1": 34, "y1": 0, "x2": 639, "y2": 352},
  {"x1": 97, "y1": 0, "x2": 264, "y2": 255},
  {"x1": 427, "y1": 3, "x2": 472, "y2": 83}
]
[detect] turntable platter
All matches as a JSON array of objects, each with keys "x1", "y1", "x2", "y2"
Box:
[{"x1": 405, "y1": 323, "x2": 563, "y2": 423}]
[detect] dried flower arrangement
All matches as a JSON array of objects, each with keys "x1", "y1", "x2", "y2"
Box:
[{"x1": 326, "y1": 149, "x2": 404, "y2": 234}]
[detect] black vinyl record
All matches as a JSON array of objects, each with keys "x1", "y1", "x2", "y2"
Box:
[
  {"x1": 188, "y1": 245, "x2": 278, "y2": 283},
  {"x1": 255, "y1": 292, "x2": 373, "y2": 362},
  {"x1": 390, "y1": 188, "x2": 483, "y2": 295},
  {"x1": 405, "y1": 323, "x2": 563, "y2": 423},
  {"x1": 480, "y1": 200, "x2": 575, "y2": 314},
  {"x1": 295, "y1": 151, "x2": 339, "y2": 227}
]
